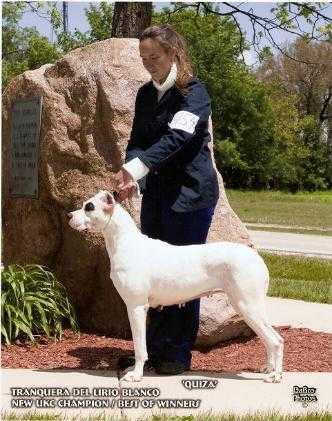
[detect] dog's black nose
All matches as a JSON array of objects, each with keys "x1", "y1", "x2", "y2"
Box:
[
  {"x1": 84, "y1": 202, "x2": 95, "y2": 212},
  {"x1": 67, "y1": 212, "x2": 73, "y2": 220}
]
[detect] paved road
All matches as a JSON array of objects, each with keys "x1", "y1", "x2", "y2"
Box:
[{"x1": 249, "y1": 229, "x2": 332, "y2": 259}]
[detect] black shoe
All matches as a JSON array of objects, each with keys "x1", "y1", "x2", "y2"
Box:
[
  {"x1": 155, "y1": 361, "x2": 190, "y2": 375},
  {"x1": 117, "y1": 355, "x2": 159, "y2": 370},
  {"x1": 117, "y1": 355, "x2": 135, "y2": 370}
]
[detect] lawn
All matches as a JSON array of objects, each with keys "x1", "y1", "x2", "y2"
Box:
[
  {"x1": 2, "y1": 411, "x2": 331, "y2": 421},
  {"x1": 263, "y1": 253, "x2": 332, "y2": 304},
  {"x1": 226, "y1": 190, "x2": 332, "y2": 231}
]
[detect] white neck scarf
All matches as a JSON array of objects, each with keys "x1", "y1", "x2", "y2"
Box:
[{"x1": 152, "y1": 62, "x2": 177, "y2": 101}]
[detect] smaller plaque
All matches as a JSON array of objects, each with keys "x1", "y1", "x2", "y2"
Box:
[{"x1": 10, "y1": 97, "x2": 42, "y2": 198}]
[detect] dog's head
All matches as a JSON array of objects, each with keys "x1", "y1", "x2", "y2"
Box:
[{"x1": 68, "y1": 190, "x2": 117, "y2": 233}]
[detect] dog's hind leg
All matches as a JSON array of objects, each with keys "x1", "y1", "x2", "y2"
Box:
[
  {"x1": 226, "y1": 291, "x2": 283, "y2": 383},
  {"x1": 253, "y1": 299, "x2": 283, "y2": 375},
  {"x1": 256, "y1": 297, "x2": 284, "y2": 378},
  {"x1": 121, "y1": 303, "x2": 148, "y2": 382}
]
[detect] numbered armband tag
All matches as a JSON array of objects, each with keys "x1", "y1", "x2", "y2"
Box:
[{"x1": 168, "y1": 111, "x2": 199, "y2": 135}]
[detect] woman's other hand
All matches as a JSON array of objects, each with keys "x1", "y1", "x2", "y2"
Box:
[
  {"x1": 117, "y1": 184, "x2": 138, "y2": 202},
  {"x1": 114, "y1": 168, "x2": 134, "y2": 190},
  {"x1": 114, "y1": 168, "x2": 137, "y2": 202}
]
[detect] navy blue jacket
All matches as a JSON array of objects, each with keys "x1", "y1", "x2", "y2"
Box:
[{"x1": 125, "y1": 77, "x2": 219, "y2": 212}]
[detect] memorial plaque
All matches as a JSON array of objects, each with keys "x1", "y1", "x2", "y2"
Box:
[{"x1": 10, "y1": 97, "x2": 42, "y2": 198}]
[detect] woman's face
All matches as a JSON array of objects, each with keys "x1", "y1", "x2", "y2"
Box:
[{"x1": 139, "y1": 38, "x2": 175, "y2": 84}]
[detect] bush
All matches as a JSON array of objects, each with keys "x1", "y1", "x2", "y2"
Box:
[{"x1": 1, "y1": 264, "x2": 78, "y2": 345}]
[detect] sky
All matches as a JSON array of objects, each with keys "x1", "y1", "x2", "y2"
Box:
[{"x1": 18, "y1": 1, "x2": 332, "y2": 66}]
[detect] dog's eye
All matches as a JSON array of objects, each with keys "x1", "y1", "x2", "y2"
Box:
[{"x1": 84, "y1": 202, "x2": 95, "y2": 212}]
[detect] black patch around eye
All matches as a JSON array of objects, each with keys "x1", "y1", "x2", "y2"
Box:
[{"x1": 84, "y1": 202, "x2": 95, "y2": 212}]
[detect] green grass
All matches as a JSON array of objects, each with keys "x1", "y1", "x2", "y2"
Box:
[
  {"x1": 226, "y1": 189, "x2": 332, "y2": 230},
  {"x1": 263, "y1": 253, "x2": 332, "y2": 304},
  {"x1": 148, "y1": 413, "x2": 332, "y2": 421},
  {"x1": 2, "y1": 412, "x2": 62, "y2": 420},
  {"x1": 1, "y1": 412, "x2": 331, "y2": 421}
]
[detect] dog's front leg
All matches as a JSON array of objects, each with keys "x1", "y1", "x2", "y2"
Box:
[{"x1": 121, "y1": 304, "x2": 148, "y2": 382}]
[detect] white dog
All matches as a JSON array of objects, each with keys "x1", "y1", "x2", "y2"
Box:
[{"x1": 68, "y1": 190, "x2": 283, "y2": 383}]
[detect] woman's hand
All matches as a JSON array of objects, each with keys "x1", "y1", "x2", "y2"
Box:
[
  {"x1": 116, "y1": 184, "x2": 138, "y2": 202},
  {"x1": 114, "y1": 168, "x2": 134, "y2": 190},
  {"x1": 114, "y1": 168, "x2": 137, "y2": 202}
]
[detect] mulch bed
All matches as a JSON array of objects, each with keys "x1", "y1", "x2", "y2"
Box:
[{"x1": 1, "y1": 327, "x2": 331, "y2": 373}]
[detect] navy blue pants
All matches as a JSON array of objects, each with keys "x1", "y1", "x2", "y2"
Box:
[{"x1": 140, "y1": 194, "x2": 215, "y2": 367}]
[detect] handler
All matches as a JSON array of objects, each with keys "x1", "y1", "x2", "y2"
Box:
[{"x1": 114, "y1": 24, "x2": 219, "y2": 375}]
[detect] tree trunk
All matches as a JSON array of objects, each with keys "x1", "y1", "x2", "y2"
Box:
[{"x1": 111, "y1": 2, "x2": 152, "y2": 38}]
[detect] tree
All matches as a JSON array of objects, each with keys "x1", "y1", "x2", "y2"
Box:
[
  {"x1": 166, "y1": 2, "x2": 331, "y2": 64},
  {"x1": 2, "y1": 2, "x2": 61, "y2": 88},
  {"x1": 257, "y1": 39, "x2": 331, "y2": 118},
  {"x1": 55, "y1": 2, "x2": 114, "y2": 53},
  {"x1": 257, "y1": 38, "x2": 332, "y2": 187},
  {"x1": 111, "y1": 2, "x2": 152, "y2": 38}
]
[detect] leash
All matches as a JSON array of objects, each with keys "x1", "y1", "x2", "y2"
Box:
[{"x1": 133, "y1": 181, "x2": 142, "y2": 198}]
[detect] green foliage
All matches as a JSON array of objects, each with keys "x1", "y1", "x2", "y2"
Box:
[
  {"x1": 1, "y1": 264, "x2": 78, "y2": 345},
  {"x1": 55, "y1": 30, "x2": 89, "y2": 54},
  {"x1": 2, "y1": 1, "x2": 114, "y2": 85},
  {"x1": 275, "y1": 3, "x2": 292, "y2": 27},
  {"x1": 272, "y1": 3, "x2": 328, "y2": 37},
  {"x1": 298, "y1": 115, "x2": 329, "y2": 190},
  {"x1": 319, "y1": 22, "x2": 332, "y2": 42},
  {"x1": 258, "y1": 46, "x2": 273, "y2": 62},
  {"x1": 214, "y1": 139, "x2": 249, "y2": 180},
  {"x1": 55, "y1": 2, "x2": 114, "y2": 53},
  {"x1": 2, "y1": 2, "x2": 61, "y2": 88},
  {"x1": 85, "y1": 2, "x2": 114, "y2": 42},
  {"x1": 26, "y1": 34, "x2": 60, "y2": 69},
  {"x1": 49, "y1": 4, "x2": 62, "y2": 30}
]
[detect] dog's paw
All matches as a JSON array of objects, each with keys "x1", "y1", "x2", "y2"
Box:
[
  {"x1": 264, "y1": 371, "x2": 283, "y2": 383},
  {"x1": 121, "y1": 369, "x2": 142, "y2": 382}
]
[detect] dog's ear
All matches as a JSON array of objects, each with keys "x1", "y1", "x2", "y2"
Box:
[{"x1": 101, "y1": 191, "x2": 115, "y2": 212}]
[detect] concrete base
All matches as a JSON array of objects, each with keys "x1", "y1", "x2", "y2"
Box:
[
  {"x1": 267, "y1": 297, "x2": 332, "y2": 334},
  {"x1": 1, "y1": 369, "x2": 331, "y2": 419}
]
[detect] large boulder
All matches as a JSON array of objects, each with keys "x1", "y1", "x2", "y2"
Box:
[
  {"x1": 197, "y1": 295, "x2": 252, "y2": 347},
  {"x1": 2, "y1": 38, "x2": 253, "y2": 342}
]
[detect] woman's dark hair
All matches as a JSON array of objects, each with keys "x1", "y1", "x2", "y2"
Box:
[{"x1": 139, "y1": 24, "x2": 193, "y2": 93}]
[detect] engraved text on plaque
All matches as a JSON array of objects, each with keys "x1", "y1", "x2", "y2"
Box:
[{"x1": 10, "y1": 97, "x2": 42, "y2": 198}]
